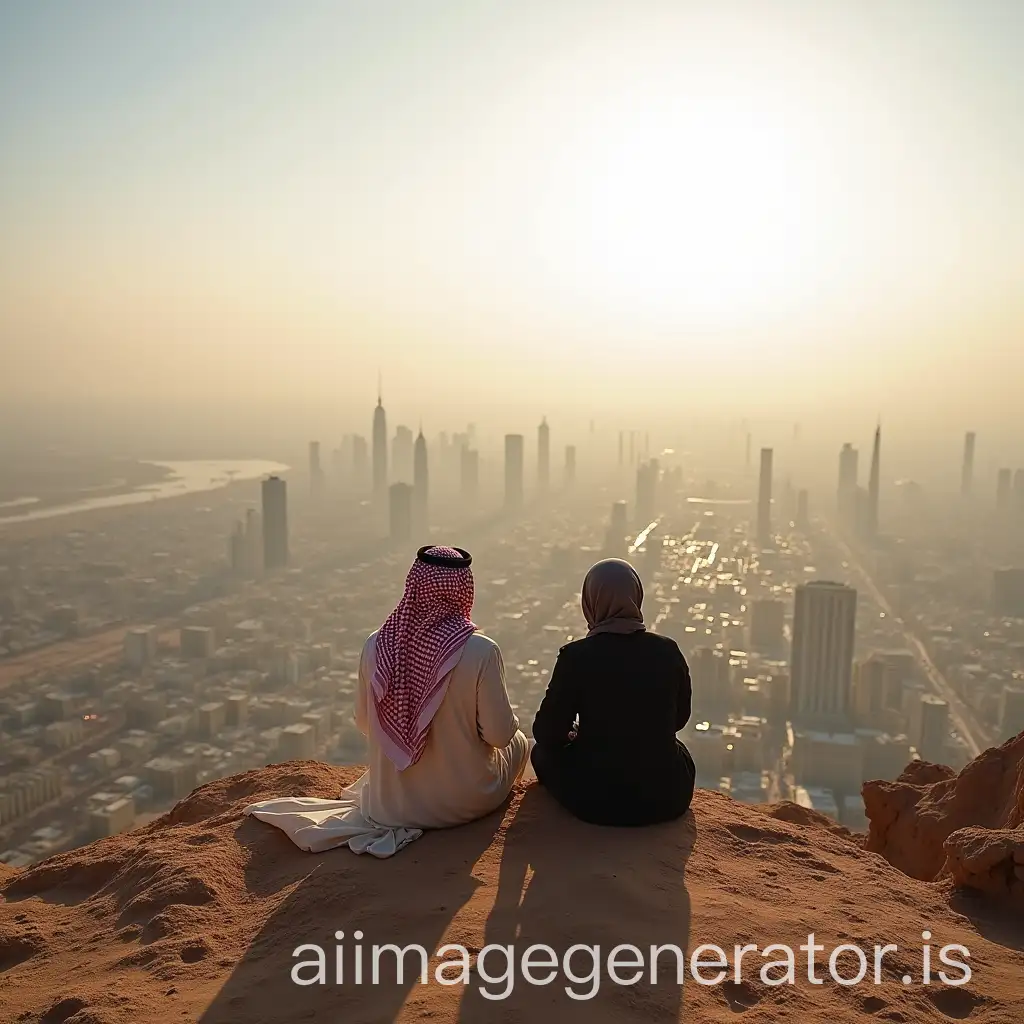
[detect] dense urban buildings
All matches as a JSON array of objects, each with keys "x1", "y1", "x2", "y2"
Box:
[{"x1": 2, "y1": 404, "x2": 1023, "y2": 867}]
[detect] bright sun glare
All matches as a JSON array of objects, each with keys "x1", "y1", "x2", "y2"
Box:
[{"x1": 538, "y1": 90, "x2": 830, "y2": 324}]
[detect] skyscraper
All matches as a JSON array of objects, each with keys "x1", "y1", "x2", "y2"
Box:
[
  {"x1": 413, "y1": 429, "x2": 428, "y2": 533},
  {"x1": 783, "y1": 478, "x2": 796, "y2": 522},
  {"x1": 606, "y1": 501, "x2": 628, "y2": 555},
  {"x1": 961, "y1": 432, "x2": 976, "y2": 497},
  {"x1": 645, "y1": 535, "x2": 662, "y2": 571},
  {"x1": 789, "y1": 581, "x2": 858, "y2": 723},
  {"x1": 1000, "y1": 686, "x2": 1024, "y2": 739},
  {"x1": 1015, "y1": 469, "x2": 1024, "y2": 512},
  {"x1": 389, "y1": 483, "x2": 412, "y2": 542},
  {"x1": 340, "y1": 433, "x2": 354, "y2": 475},
  {"x1": 243, "y1": 507, "x2": 260, "y2": 575},
  {"x1": 261, "y1": 476, "x2": 288, "y2": 570},
  {"x1": 866, "y1": 423, "x2": 881, "y2": 539},
  {"x1": 537, "y1": 417, "x2": 550, "y2": 492},
  {"x1": 996, "y1": 468, "x2": 1012, "y2": 510},
  {"x1": 636, "y1": 459, "x2": 658, "y2": 524},
  {"x1": 504, "y1": 434, "x2": 524, "y2": 508},
  {"x1": 916, "y1": 694, "x2": 949, "y2": 764},
  {"x1": 750, "y1": 599, "x2": 785, "y2": 655},
  {"x1": 352, "y1": 435, "x2": 369, "y2": 489},
  {"x1": 838, "y1": 443, "x2": 859, "y2": 527},
  {"x1": 372, "y1": 394, "x2": 388, "y2": 500},
  {"x1": 618, "y1": 431, "x2": 624, "y2": 466},
  {"x1": 460, "y1": 447, "x2": 479, "y2": 503},
  {"x1": 757, "y1": 447, "x2": 773, "y2": 545},
  {"x1": 853, "y1": 654, "x2": 887, "y2": 725},
  {"x1": 564, "y1": 445, "x2": 576, "y2": 486},
  {"x1": 229, "y1": 521, "x2": 245, "y2": 574},
  {"x1": 392, "y1": 425, "x2": 414, "y2": 483},
  {"x1": 309, "y1": 441, "x2": 323, "y2": 495},
  {"x1": 796, "y1": 489, "x2": 809, "y2": 529}
]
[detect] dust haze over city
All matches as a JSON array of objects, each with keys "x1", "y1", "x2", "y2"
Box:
[{"x1": 2, "y1": 0, "x2": 1024, "y2": 1008}]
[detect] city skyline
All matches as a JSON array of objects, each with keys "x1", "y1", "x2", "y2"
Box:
[{"x1": 4, "y1": 2, "x2": 1024, "y2": 434}]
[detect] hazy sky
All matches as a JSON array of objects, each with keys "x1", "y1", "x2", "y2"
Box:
[{"x1": 2, "y1": 0, "x2": 1024, "y2": 436}]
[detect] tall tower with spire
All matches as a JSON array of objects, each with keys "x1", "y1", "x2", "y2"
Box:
[
  {"x1": 538, "y1": 417, "x2": 550, "y2": 492},
  {"x1": 866, "y1": 422, "x2": 881, "y2": 540},
  {"x1": 372, "y1": 383, "x2": 388, "y2": 502},
  {"x1": 413, "y1": 428, "x2": 428, "y2": 534}
]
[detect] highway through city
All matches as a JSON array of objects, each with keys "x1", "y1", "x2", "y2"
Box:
[{"x1": 831, "y1": 532, "x2": 989, "y2": 760}]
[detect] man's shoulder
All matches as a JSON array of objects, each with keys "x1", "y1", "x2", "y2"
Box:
[{"x1": 464, "y1": 631, "x2": 500, "y2": 658}]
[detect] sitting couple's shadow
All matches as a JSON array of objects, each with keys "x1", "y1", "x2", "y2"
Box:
[
  {"x1": 197, "y1": 783, "x2": 694, "y2": 1024},
  {"x1": 456, "y1": 783, "x2": 695, "y2": 1022}
]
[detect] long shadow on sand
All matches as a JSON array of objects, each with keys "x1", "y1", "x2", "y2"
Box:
[
  {"x1": 198, "y1": 806, "x2": 507, "y2": 1024},
  {"x1": 457, "y1": 785, "x2": 695, "y2": 1023}
]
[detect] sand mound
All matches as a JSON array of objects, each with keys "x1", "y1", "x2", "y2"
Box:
[
  {"x1": 760, "y1": 801, "x2": 863, "y2": 845},
  {"x1": 2, "y1": 761, "x2": 1023, "y2": 1023},
  {"x1": 864, "y1": 732, "x2": 1024, "y2": 882}
]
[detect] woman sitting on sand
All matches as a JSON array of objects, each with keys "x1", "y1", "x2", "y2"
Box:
[
  {"x1": 353, "y1": 544, "x2": 531, "y2": 829},
  {"x1": 531, "y1": 557, "x2": 695, "y2": 826}
]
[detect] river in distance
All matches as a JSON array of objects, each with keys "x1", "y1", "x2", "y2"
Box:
[{"x1": 0, "y1": 459, "x2": 289, "y2": 528}]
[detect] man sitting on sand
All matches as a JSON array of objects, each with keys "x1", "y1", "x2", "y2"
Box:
[
  {"x1": 354, "y1": 544, "x2": 531, "y2": 828},
  {"x1": 247, "y1": 545, "x2": 530, "y2": 856}
]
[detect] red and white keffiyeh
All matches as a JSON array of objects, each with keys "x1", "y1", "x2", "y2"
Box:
[{"x1": 369, "y1": 547, "x2": 477, "y2": 770}]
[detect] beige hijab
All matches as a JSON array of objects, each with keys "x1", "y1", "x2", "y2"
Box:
[{"x1": 581, "y1": 558, "x2": 646, "y2": 637}]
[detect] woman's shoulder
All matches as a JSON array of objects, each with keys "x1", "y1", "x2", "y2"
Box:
[{"x1": 636, "y1": 631, "x2": 685, "y2": 658}]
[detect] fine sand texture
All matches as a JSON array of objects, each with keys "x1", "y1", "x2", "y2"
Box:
[{"x1": 2, "y1": 755, "x2": 1023, "y2": 1023}]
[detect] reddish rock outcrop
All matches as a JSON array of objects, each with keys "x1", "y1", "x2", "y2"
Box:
[
  {"x1": 941, "y1": 827, "x2": 1024, "y2": 908},
  {"x1": 863, "y1": 731, "x2": 1024, "y2": 882}
]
